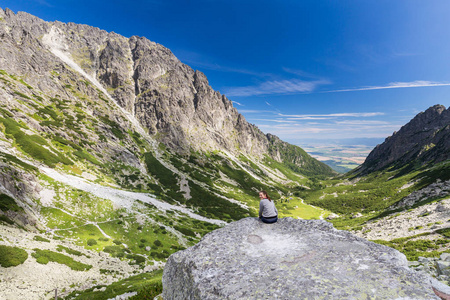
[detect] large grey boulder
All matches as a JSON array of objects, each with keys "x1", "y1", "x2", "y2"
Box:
[{"x1": 163, "y1": 218, "x2": 449, "y2": 299}]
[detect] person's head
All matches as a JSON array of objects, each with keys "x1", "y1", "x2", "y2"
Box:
[{"x1": 259, "y1": 190, "x2": 271, "y2": 201}]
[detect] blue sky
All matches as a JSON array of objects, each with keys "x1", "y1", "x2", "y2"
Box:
[{"x1": 3, "y1": 0, "x2": 450, "y2": 144}]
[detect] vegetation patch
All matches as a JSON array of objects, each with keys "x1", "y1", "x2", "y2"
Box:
[
  {"x1": 64, "y1": 269, "x2": 163, "y2": 300},
  {"x1": 33, "y1": 235, "x2": 50, "y2": 243},
  {"x1": 372, "y1": 233, "x2": 450, "y2": 261},
  {"x1": 0, "y1": 117, "x2": 72, "y2": 167},
  {"x1": 73, "y1": 150, "x2": 102, "y2": 166},
  {"x1": 0, "y1": 151, "x2": 38, "y2": 172},
  {"x1": 276, "y1": 196, "x2": 330, "y2": 220},
  {"x1": 301, "y1": 170, "x2": 417, "y2": 219},
  {"x1": 98, "y1": 218, "x2": 180, "y2": 259},
  {"x1": 32, "y1": 249, "x2": 92, "y2": 271},
  {"x1": 56, "y1": 245, "x2": 87, "y2": 257},
  {"x1": 40, "y1": 207, "x2": 85, "y2": 229},
  {"x1": 99, "y1": 116, "x2": 125, "y2": 140},
  {"x1": 0, "y1": 215, "x2": 14, "y2": 225},
  {"x1": 87, "y1": 238, "x2": 97, "y2": 246},
  {"x1": 0, "y1": 194, "x2": 23, "y2": 212},
  {"x1": 103, "y1": 245, "x2": 126, "y2": 258},
  {"x1": 0, "y1": 245, "x2": 28, "y2": 267},
  {"x1": 144, "y1": 152, "x2": 183, "y2": 203}
]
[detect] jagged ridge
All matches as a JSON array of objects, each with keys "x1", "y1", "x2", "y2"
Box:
[
  {"x1": 0, "y1": 7, "x2": 333, "y2": 177},
  {"x1": 358, "y1": 104, "x2": 450, "y2": 174}
]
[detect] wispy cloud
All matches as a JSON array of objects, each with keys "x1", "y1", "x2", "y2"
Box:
[
  {"x1": 282, "y1": 67, "x2": 323, "y2": 80},
  {"x1": 278, "y1": 112, "x2": 384, "y2": 119},
  {"x1": 334, "y1": 120, "x2": 390, "y2": 125},
  {"x1": 250, "y1": 119, "x2": 297, "y2": 124},
  {"x1": 255, "y1": 121, "x2": 401, "y2": 139},
  {"x1": 239, "y1": 108, "x2": 402, "y2": 139},
  {"x1": 224, "y1": 79, "x2": 330, "y2": 97},
  {"x1": 326, "y1": 80, "x2": 450, "y2": 93},
  {"x1": 258, "y1": 124, "x2": 333, "y2": 134},
  {"x1": 232, "y1": 101, "x2": 244, "y2": 106},
  {"x1": 177, "y1": 51, "x2": 273, "y2": 77},
  {"x1": 237, "y1": 109, "x2": 275, "y2": 114},
  {"x1": 34, "y1": 0, "x2": 53, "y2": 6}
]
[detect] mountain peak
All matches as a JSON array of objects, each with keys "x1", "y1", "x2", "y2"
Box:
[{"x1": 358, "y1": 104, "x2": 450, "y2": 173}]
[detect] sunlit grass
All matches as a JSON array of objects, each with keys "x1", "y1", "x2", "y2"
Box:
[{"x1": 276, "y1": 196, "x2": 330, "y2": 220}]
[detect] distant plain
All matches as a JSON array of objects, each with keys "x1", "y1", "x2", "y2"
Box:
[{"x1": 302, "y1": 144, "x2": 375, "y2": 173}]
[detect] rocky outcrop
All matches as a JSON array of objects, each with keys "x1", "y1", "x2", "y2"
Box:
[
  {"x1": 359, "y1": 105, "x2": 450, "y2": 173},
  {"x1": 409, "y1": 254, "x2": 450, "y2": 286},
  {"x1": 356, "y1": 198, "x2": 449, "y2": 241},
  {"x1": 390, "y1": 179, "x2": 450, "y2": 210},
  {"x1": 0, "y1": 7, "x2": 333, "y2": 176},
  {"x1": 163, "y1": 218, "x2": 449, "y2": 299}
]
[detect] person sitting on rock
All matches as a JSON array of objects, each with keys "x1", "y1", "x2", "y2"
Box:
[{"x1": 258, "y1": 190, "x2": 278, "y2": 223}]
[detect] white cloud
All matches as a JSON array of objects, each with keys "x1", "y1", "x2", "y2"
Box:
[
  {"x1": 334, "y1": 120, "x2": 390, "y2": 125},
  {"x1": 278, "y1": 112, "x2": 384, "y2": 119},
  {"x1": 237, "y1": 109, "x2": 274, "y2": 114},
  {"x1": 249, "y1": 118, "x2": 297, "y2": 124},
  {"x1": 326, "y1": 80, "x2": 450, "y2": 93},
  {"x1": 232, "y1": 101, "x2": 244, "y2": 106},
  {"x1": 224, "y1": 79, "x2": 329, "y2": 97},
  {"x1": 281, "y1": 67, "x2": 323, "y2": 80},
  {"x1": 246, "y1": 111, "x2": 402, "y2": 140}
]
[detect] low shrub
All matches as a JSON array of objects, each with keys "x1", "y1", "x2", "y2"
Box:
[
  {"x1": 0, "y1": 194, "x2": 23, "y2": 212},
  {"x1": 33, "y1": 236, "x2": 50, "y2": 243},
  {"x1": 56, "y1": 245, "x2": 83, "y2": 256},
  {"x1": 129, "y1": 281, "x2": 163, "y2": 300},
  {"x1": 103, "y1": 245, "x2": 125, "y2": 258},
  {"x1": 87, "y1": 239, "x2": 97, "y2": 246},
  {"x1": 0, "y1": 215, "x2": 14, "y2": 225},
  {"x1": 174, "y1": 226, "x2": 196, "y2": 237},
  {"x1": 0, "y1": 245, "x2": 28, "y2": 267},
  {"x1": 32, "y1": 249, "x2": 92, "y2": 271},
  {"x1": 126, "y1": 254, "x2": 146, "y2": 264}
]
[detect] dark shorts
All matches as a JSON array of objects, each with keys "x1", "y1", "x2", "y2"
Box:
[{"x1": 260, "y1": 215, "x2": 278, "y2": 224}]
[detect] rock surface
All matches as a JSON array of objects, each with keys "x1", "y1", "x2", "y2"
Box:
[{"x1": 163, "y1": 218, "x2": 449, "y2": 299}]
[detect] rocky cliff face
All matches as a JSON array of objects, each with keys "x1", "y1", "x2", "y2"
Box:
[
  {"x1": 163, "y1": 218, "x2": 450, "y2": 299},
  {"x1": 359, "y1": 104, "x2": 450, "y2": 173},
  {"x1": 0, "y1": 7, "x2": 333, "y2": 175}
]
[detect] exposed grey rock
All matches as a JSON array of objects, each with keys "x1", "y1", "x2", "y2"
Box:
[
  {"x1": 436, "y1": 204, "x2": 448, "y2": 212},
  {"x1": 389, "y1": 180, "x2": 450, "y2": 210},
  {"x1": 441, "y1": 253, "x2": 450, "y2": 262},
  {"x1": 419, "y1": 257, "x2": 433, "y2": 264},
  {"x1": 163, "y1": 218, "x2": 447, "y2": 299},
  {"x1": 0, "y1": 7, "x2": 333, "y2": 175},
  {"x1": 437, "y1": 261, "x2": 450, "y2": 276},
  {"x1": 351, "y1": 212, "x2": 363, "y2": 218},
  {"x1": 326, "y1": 212, "x2": 339, "y2": 220}
]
